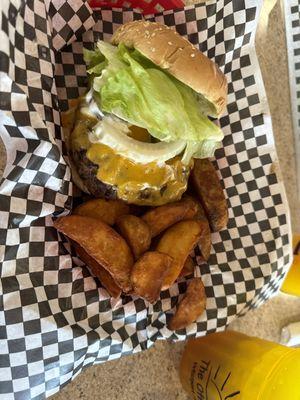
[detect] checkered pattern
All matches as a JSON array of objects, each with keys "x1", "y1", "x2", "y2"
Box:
[
  {"x1": 0, "y1": 0, "x2": 292, "y2": 398},
  {"x1": 46, "y1": 0, "x2": 95, "y2": 51},
  {"x1": 284, "y1": 0, "x2": 300, "y2": 196}
]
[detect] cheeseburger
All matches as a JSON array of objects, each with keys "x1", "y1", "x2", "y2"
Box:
[{"x1": 69, "y1": 20, "x2": 227, "y2": 205}]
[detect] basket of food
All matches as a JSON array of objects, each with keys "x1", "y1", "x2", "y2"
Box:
[{"x1": 0, "y1": 0, "x2": 292, "y2": 398}]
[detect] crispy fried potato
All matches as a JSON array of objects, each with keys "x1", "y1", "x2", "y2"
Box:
[
  {"x1": 198, "y1": 219, "x2": 211, "y2": 262},
  {"x1": 178, "y1": 256, "x2": 195, "y2": 279},
  {"x1": 191, "y1": 200, "x2": 211, "y2": 261},
  {"x1": 131, "y1": 251, "x2": 173, "y2": 303},
  {"x1": 191, "y1": 158, "x2": 228, "y2": 232},
  {"x1": 54, "y1": 215, "x2": 133, "y2": 292},
  {"x1": 142, "y1": 197, "x2": 200, "y2": 238},
  {"x1": 168, "y1": 278, "x2": 206, "y2": 330},
  {"x1": 73, "y1": 199, "x2": 130, "y2": 226},
  {"x1": 129, "y1": 204, "x2": 148, "y2": 217},
  {"x1": 116, "y1": 215, "x2": 151, "y2": 260},
  {"x1": 181, "y1": 196, "x2": 211, "y2": 261},
  {"x1": 193, "y1": 198, "x2": 207, "y2": 221},
  {"x1": 156, "y1": 220, "x2": 204, "y2": 289},
  {"x1": 74, "y1": 243, "x2": 121, "y2": 298}
]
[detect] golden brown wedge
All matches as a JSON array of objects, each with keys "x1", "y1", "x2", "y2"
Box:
[
  {"x1": 189, "y1": 199, "x2": 211, "y2": 261},
  {"x1": 156, "y1": 219, "x2": 204, "y2": 289},
  {"x1": 141, "y1": 197, "x2": 200, "y2": 238},
  {"x1": 131, "y1": 251, "x2": 173, "y2": 303},
  {"x1": 191, "y1": 158, "x2": 228, "y2": 232},
  {"x1": 73, "y1": 198, "x2": 130, "y2": 226},
  {"x1": 116, "y1": 215, "x2": 151, "y2": 260},
  {"x1": 168, "y1": 278, "x2": 206, "y2": 330},
  {"x1": 74, "y1": 243, "x2": 121, "y2": 298},
  {"x1": 54, "y1": 215, "x2": 133, "y2": 292},
  {"x1": 178, "y1": 256, "x2": 195, "y2": 279},
  {"x1": 194, "y1": 200, "x2": 211, "y2": 260}
]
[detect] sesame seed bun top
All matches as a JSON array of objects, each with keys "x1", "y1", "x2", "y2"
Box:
[{"x1": 112, "y1": 20, "x2": 227, "y2": 117}]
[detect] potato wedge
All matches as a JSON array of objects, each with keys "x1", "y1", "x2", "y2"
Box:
[
  {"x1": 185, "y1": 198, "x2": 211, "y2": 261},
  {"x1": 131, "y1": 251, "x2": 173, "y2": 303},
  {"x1": 193, "y1": 198, "x2": 206, "y2": 221},
  {"x1": 129, "y1": 204, "x2": 148, "y2": 217},
  {"x1": 157, "y1": 220, "x2": 204, "y2": 289},
  {"x1": 54, "y1": 215, "x2": 133, "y2": 292},
  {"x1": 197, "y1": 218, "x2": 211, "y2": 262},
  {"x1": 73, "y1": 199, "x2": 130, "y2": 226},
  {"x1": 178, "y1": 256, "x2": 195, "y2": 279},
  {"x1": 168, "y1": 278, "x2": 206, "y2": 331},
  {"x1": 116, "y1": 215, "x2": 151, "y2": 260},
  {"x1": 74, "y1": 243, "x2": 121, "y2": 298},
  {"x1": 191, "y1": 158, "x2": 228, "y2": 232},
  {"x1": 141, "y1": 197, "x2": 200, "y2": 238}
]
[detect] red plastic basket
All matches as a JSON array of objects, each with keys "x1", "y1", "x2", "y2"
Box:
[{"x1": 88, "y1": 0, "x2": 184, "y2": 14}]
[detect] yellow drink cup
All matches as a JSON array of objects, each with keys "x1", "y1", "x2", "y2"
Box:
[
  {"x1": 281, "y1": 234, "x2": 300, "y2": 296},
  {"x1": 180, "y1": 331, "x2": 300, "y2": 400}
]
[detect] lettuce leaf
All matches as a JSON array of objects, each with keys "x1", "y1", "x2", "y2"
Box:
[
  {"x1": 83, "y1": 48, "x2": 105, "y2": 69},
  {"x1": 84, "y1": 42, "x2": 224, "y2": 161}
]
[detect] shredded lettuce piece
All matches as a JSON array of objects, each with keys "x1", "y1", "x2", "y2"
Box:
[{"x1": 83, "y1": 48, "x2": 105, "y2": 69}]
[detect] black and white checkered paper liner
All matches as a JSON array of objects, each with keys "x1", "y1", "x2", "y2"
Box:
[{"x1": 0, "y1": 0, "x2": 292, "y2": 398}]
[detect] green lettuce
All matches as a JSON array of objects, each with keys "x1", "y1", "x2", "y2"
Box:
[
  {"x1": 83, "y1": 41, "x2": 223, "y2": 160},
  {"x1": 83, "y1": 48, "x2": 105, "y2": 70}
]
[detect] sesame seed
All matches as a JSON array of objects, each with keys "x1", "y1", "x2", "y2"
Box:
[
  {"x1": 151, "y1": 33, "x2": 156, "y2": 37},
  {"x1": 168, "y1": 41, "x2": 173, "y2": 45},
  {"x1": 145, "y1": 30, "x2": 150, "y2": 35},
  {"x1": 151, "y1": 47, "x2": 155, "y2": 52},
  {"x1": 191, "y1": 53, "x2": 195, "y2": 58}
]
